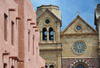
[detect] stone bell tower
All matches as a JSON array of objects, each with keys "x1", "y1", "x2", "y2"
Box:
[
  {"x1": 36, "y1": 5, "x2": 62, "y2": 68},
  {"x1": 95, "y1": 3, "x2": 100, "y2": 68}
]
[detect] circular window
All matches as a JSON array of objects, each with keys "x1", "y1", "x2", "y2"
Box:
[
  {"x1": 76, "y1": 26, "x2": 81, "y2": 30},
  {"x1": 73, "y1": 41, "x2": 86, "y2": 54},
  {"x1": 45, "y1": 19, "x2": 50, "y2": 24}
]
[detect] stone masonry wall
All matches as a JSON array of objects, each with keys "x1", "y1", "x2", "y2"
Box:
[{"x1": 62, "y1": 58, "x2": 99, "y2": 68}]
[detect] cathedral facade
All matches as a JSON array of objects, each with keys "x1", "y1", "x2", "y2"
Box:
[{"x1": 36, "y1": 4, "x2": 100, "y2": 68}]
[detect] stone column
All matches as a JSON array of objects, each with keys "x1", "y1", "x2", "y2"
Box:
[
  {"x1": 47, "y1": 64, "x2": 50, "y2": 68},
  {"x1": 57, "y1": 25, "x2": 60, "y2": 42},
  {"x1": 47, "y1": 31, "x2": 49, "y2": 43},
  {"x1": 40, "y1": 31, "x2": 42, "y2": 42},
  {"x1": 42, "y1": 31, "x2": 43, "y2": 42},
  {"x1": 53, "y1": 31, "x2": 56, "y2": 43}
]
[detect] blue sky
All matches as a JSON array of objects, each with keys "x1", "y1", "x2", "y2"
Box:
[{"x1": 31, "y1": 0, "x2": 100, "y2": 31}]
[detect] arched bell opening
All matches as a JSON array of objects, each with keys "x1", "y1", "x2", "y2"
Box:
[
  {"x1": 42, "y1": 28, "x2": 47, "y2": 40},
  {"x1": 50, "y1": 65, "x2": 54, "y2": 68},
  {"x1": 49, "y1": 27, "x2": 54, "y2": 40}
]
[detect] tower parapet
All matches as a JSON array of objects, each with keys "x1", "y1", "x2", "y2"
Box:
[
  {"x1": 95, "y1": 4, "x2": 100, "y2": 31},
  {"x1": 95, "y1": 3, "x2": 100, "y2": 68},
  {"x1": 37, "y1": 4, "x2": 59, "y2": 10},
  {"x1": 36, "y1": 4, "x2": 61, "y2": 21}
]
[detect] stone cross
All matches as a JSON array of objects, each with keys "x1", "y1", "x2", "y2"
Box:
[{"x1": 77, "y1": 11, "x2": 80, "y2": 15}]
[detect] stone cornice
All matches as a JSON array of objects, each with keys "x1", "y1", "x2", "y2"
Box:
[
  {"x1": 40, "y1": 42, "x2": 61, "y2": 45},
  {"x1": 40, "y1": 48, "x2": 62, "y2": 51},
  {"x1": 60, "y1": 33, "x2": 98, "y2": 36},
  {"x1": 37, "y1": 4, "x2": 59, "y2": 10},
  {"x1": 62, "y1": 57, "x2": 98, "y2": 59}
]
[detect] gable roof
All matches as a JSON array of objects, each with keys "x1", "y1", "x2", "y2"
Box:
[
  {"x1": 61, "y1": 15, "x2": 97, "y2": 33},
  {"x1": 36, "y1": 9, "x2": 62, "y2": 26}
]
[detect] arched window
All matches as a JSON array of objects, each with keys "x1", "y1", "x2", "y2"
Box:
[
  {"x1": 49, "y1": 28, "x2": 53, "y2": 40},
  {"x1": 4, "y1": 13, "x2": 8, "y2": 41},
  {"x1": 43, "y1": 28, "x2": 47, "y2": 40},
  {"x1": 50, "y1": 65, "x2": 54, "y2": 68},
  {"x1": 45, "y1": 65, "x2": 47, "y2": 68},
  {"x1": 76, "y1": 64, "x2": 85, "y2": 68}
]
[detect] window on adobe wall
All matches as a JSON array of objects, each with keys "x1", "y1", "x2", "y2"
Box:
[
  {"x1": 28, "y1": 29, "x2": 30, "y2": 52},
  {"x1": 50, "y1": 65, "x2": 54, "y2": 68},
  {"x1": 4, "y1": 63, "x2": 7, "y2": 68},
  {"x1": 11, "y1": 66, "x2": 14, "y2": 68},
  {"x1": 43, "y1": 28, "x2": 47, "y2": 40},
  {"x1": 33, "y1": 35, "x2": 34, "y2": 55},
  {"x1": 4, "y1": 13, "x2": 8, "y2": 41},
  {"x1": 49, "y1": 27, "x2": 54, "y2": 40},
  {"x1": 11, "y1": 21, "x2": 14, "y2": 45}
]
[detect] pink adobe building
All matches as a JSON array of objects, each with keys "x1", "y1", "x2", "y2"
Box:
[{"x1": 0, "y1": 0, "x2": 45, "y2": 68}]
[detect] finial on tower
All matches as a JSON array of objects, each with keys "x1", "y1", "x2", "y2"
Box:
[{"x1": 77, "y1": 11, "x2": 80, "y2": 15}]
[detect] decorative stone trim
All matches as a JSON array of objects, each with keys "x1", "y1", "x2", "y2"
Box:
[
  {"x1": 72, "y1": 41, "x2": 87, "y2": 55},
  {"x1": 70, "y1": 59, "x2": 91, "y2": 68}
]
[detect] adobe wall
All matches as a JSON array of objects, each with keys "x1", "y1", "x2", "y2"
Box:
[
  {"x1": 0, "y1": 0, "x2": 18, "y2": 68},
  {"x1": 0, "y1": 0, "x2": 45, "y2": 68},
  {"x1": 24, "y1": 0, "x2": 45, "y2": 68},
  {"x1": 14, "y1": 0, "x2": 45, "y2": 68}
]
